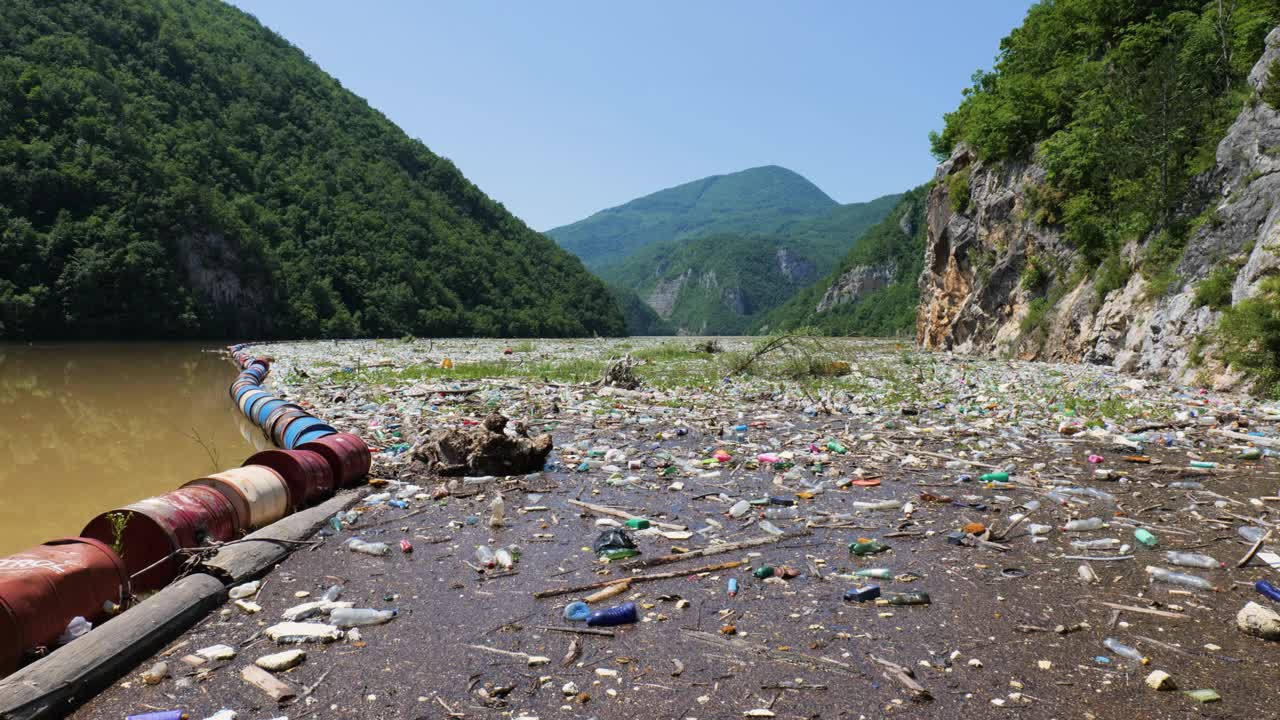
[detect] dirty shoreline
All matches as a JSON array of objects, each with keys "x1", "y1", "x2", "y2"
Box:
[{"x1": 72, "y1": 337, "x2": 1280, "y2": 720}]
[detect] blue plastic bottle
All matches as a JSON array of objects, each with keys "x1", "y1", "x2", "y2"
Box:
[{"x1": 586, "y1": 601, "x2": 638, "y2": 627}]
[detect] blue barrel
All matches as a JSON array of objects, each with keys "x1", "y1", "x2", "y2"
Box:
[
  {"x1": 239, "y1": 390, "x2": 271, "y2": 417},
  {"x1": 294, "y1": 427, "x2": 336, "y2": 446},
  {"x1": 233, "y1": 384, "x2": 260, "y2": 403},
  {"x1": 247, "y1": 394, "x2": 277, "y2": 423},
  {"x1": 283, "y1": 418, "x2": 336, "y2": 449},
  {"x1": 254, "y1": 398, "x2": 288, "y2": 426}
]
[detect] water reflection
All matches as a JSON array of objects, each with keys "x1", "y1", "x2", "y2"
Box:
[{"x1": 0, "y1": 343, "x2": 259, "y2": 555}]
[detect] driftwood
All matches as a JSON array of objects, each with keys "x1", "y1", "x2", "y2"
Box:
[
  {"x1": 628, "y1": 533, "x2": 797, "y2": 568},
  {"x1": 1093, "y1": 601, "x2": 1188, "y2": 620},
  {"x1": 202, "y1": 490, "x2": 363, "y2": 583},
  {"x1": 869, "y1": 655, "x2": 932, "y2": 702},
  {"x1": 240, "y1": 664, "x2": 297, "y2": 702},
  {"x1": 566, "y1": 499, "x2": 686, "y2": 531},
  {"x1": 0, "y1": 574, "x2": 225, "y2": 720},
  {"x1": 1237, "y1": 528, "x2": 1273, "y2": 568},
  {"x1": 533, "y1": 560, "x2": 742, "y2": 599}
]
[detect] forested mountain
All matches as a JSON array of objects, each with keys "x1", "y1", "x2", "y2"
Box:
[
  {"x1": 917, "y1": 1, "x2": 1280, "y2": 391},
  {"x1": 762, "y1": 186, "x2": 927, "y2": 336},
  {"x1": 0, "y1": 0, "x2": 624, "y2": 339},
  {"x1": 547, "y1": 165, "x2": 838, "y2": 270},
  {"x1": 596, "y1": 193, "x2": 901, "y2": 335}
]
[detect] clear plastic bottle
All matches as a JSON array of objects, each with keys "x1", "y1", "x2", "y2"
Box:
[
  {"x1": 489, "y1": 493, "x2": 506, "y2": 528},
  {"x1": 1239, "y1": 526, "x2": 1268, "y2": 543},
  {"x1": 852, "y1": 500, "x2": 902, "y2": 511},
  {"x1": 1021, "y1": 500, "x2": 1041, "y2": 512},
  {"x1": 495, "y1": 548, "x2": 514, "y2": 569},
  {"x1": 329, "y1": 608, "x2": 397, "y2": 627},
  {"x1": 1072, "y1": 538, "x2": 1120, "y2": 550},
  {"x1": 1145, "y1": 565, "x2": 1215, "y2": 591},
  {"x1": 1102, "y1": 638, "x2": 1145, "y2": 662},
  {"x1": 475, "y1": 545, "x2": 496, "y2": 568},
  {"x1": 855, "y1": 568, "x2": 892, "y2": 579},
  {"x1": 764, "y1": 506, "x2": 799, "y2": 520},
  {"x1": 1164, "y1": 551, "x2": 1220, "y2": 568},
  {"x1": 728, "y1": 500, "x2": 751, "y2": 518},
  {"x1": 1062, "y1": 518, "x2": 1105, "y2": 531},
  {"x1": 322, "y1": 585, "x2": 343, "y2": 602},
  {"x1": 1026, "y1": 523, "x2": 1053, "y2": 535},
  {"x1": 757, "y1": 520, "x2": 785, "y2": 536}
]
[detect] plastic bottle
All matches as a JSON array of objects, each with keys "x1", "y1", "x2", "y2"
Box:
[
  {"x1": 727, "y1": 578, "x2": 738, "y2": 596},
  {"x1": 1168, "y1": 481, "x2": 1203, "y2": 489},
  {"x1": 599, "y1": 547, "x2": 639, "y2": 561},
  {"x1": 728, "y1": 500, "x2": 751, "y2": 518},
  {"x1": 563, "y1": 601, "x2": 590, "y2": 621},
  {"x1": 980, "y1": 472, "x2": 1010, "y2": 482},
  {"x1": 1134, "y1": 529, "x2": 1158, "y2": 547},
  {"x1": 345, "y1": 539, "x2": 389, "y2": 556},
  {"x1": 880, "y1": 591, "x2": 931, "y2": 606},
  {"x1": 1102, "y1": 638, "x2": 1145, "y2": 663},
  {"x1": 757, "y1": 520, "x2": 785, "y2": 536},
  {"x1": 1257, "y1": 579, "x2": 1280, "y2": 601},
  {"x1": 1071, "y1": 538, "x2": 1120, "y2": 550},
  {"x1": 586, "y1": 602, "x2": 638, "y2": 627},
  {"x1": 322, "y1": 585, "x2": 342, "y2": 602},
  {"x1": 1145, "y1": 565, "x2": 1216, "y2": 591},
  {"x1": 489, "y1": 493, "x2": 505, "y2": 528},
  {"x1": 1026, "y1": 524, "x2": 1053, "y2": 536},
  {"x1": 1021, "y1": 499, "x2": 1041, "y2": 512},
  {"x1": 849, "y1": 538, "x2": 888, "y2": 556},
  {"x1": 1062, "y1": 518, "x2": 1105, "y2": 531},
  {"x1": 329, "y1": 608, "x2": 397, "y2": 627},
  {"x1": 753, "y1": 565, "x2": 775, "y2": 579},
  {"x1": 852, "y1": 500, "x2": 902, "y2": 511},
  {"x1": 764, "y1": 507, "x2": 799, "y2": 520},
  {"x1": 1165, "y1": 551, "x2": 1221, "y2": 569},
  {"x1": 495, "y1": 548, "x2": 514, "y2": 570},
  {"x1": 1239, "y1": 526, "x2": 1269, "y2": 543},
  {"x1": 475, "y1": 545, "x2": 496, "y2": 568},
  {"x1": 856, "y1": 568, "x2": 893, "y2": 579}
]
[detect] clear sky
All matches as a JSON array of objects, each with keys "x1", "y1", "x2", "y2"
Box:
[{"x1": 226, "y1": 1, "x2": 1036, "y2": 231}]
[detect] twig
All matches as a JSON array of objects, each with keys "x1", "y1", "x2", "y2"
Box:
[
  {"x1": 533, "y1": 560, "x2": 743, "y2": 599},
  {"x1": 531, "y1": 626, "x2": 616, "y2": 637},
  {"x1": 627, "y1": 533, "x2": 802, "y2": 568},
  {"x1": 1093, "y1": 601, "x2": 1187, "y2": 620},
  {"x1": 1236, "y1": 528, "x2": 1273, "y2": 568}
]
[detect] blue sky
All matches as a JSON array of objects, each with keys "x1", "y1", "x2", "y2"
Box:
[{"x1": 227, "y1": 1, "x2": 1035, "y2": 230}]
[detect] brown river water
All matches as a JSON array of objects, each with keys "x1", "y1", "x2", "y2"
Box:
[{"x1": 0, "y1": 342, "x2": 263, "y2": 556}]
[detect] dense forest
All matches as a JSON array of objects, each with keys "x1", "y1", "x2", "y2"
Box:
[
  {"x1": 929, "y1": 0, "x2": 1279, "y2": 294},
  {"x1": 548, "y1": 165, "x2": 838, "y2": 271},
  {"x1": 596, "y1": 193, "x2": 900, "y2": 335},
  {"x1": 762, "y1": 185, "x2": 928, "y2": 336},
  {"x1": 0, "y1": 0, "x2": 625, "y2": 339}
]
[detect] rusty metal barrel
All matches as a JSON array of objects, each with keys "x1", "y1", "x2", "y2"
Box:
[
  {"x1": 298, "y1": 432, "x2": 371, "y2": 488},
  {"x1": 243, "y1": 449, "x2": 334, "y2": 510},
  {"x1": 263, "y1": 404, "x2": 305, "y2": 439},
  {"x1": 269, "y1": 409, "x2": 313, "y2": 447},
  {"x1": 246, "y1": 393, "x2": 278, "y2": 424},
  {"x1": 81, "y1": 486, "x2": 241, "y2": 594},
  {"x1": 282, "y1": 417, "x2": 335, "y2": 449},
  {"x1": 238, "y1": 389, "x2": 271, "y2": 417},
  {"x1": 184, "y1": 466, "x2": 290, "y2": 532},
  {"x1": 0, "y1": 537, "x2": 129, "y2": 675},
  {"x1": 253, "y1": 398, "x2": 287, "y2": 427}
]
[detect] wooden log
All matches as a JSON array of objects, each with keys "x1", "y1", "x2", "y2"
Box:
[
  {"x1": 240, "y1": 664, "x2": 297, "y2": 702},
  {"x1": 533, "y1": 560, "x2": 742, "y2": 599},
  {"x1": 628, "y1": 533, "x2": 798, "y2": 568},
  {"x1": 202, "y1": 490, "x2": 363, "y2": 583},
  {"x1": 0, "y1": 573, "x2": 225, "y2": 720}
]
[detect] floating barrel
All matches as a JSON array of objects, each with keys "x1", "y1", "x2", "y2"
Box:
[
  {"x1": 243, "y1": 449, "x2": 334, "y2": 510},
  {"x1": 238, "y1": 389, "x2": 271, "y2": 417},
  {"x1": 263, "y1": 404, "x2": 305, "y2": 440},
  {"x1": 232, "y1": 384, "x2": 260, "y2": 404},
  {"x1": 253, "y1": 398, "x2": 288, "y2": 427},
  {"x1": 0, "y1": 538, "x2": 129, "y2": 675},
  {"x1": 248, "y1": 358, "x2": 270, "y2": 372},
  {"x1": 246, "y1": 394, "x2": 278, "y2": 424},
  {"x1": 283, "y1": 417, "x2": 336, "y2": 449},
  {"x1": 294, "y1": 427, "x2": 335, "y2": 447},
  {"x1": 299, "y1": 432, "x2": 372, "y2": 488},
  {"x1": 81, "y1": 486, "x2": 240, "y2": 594},
  {"x1": 270, "y1": 410, "x2": 314, "y2": 447},
  {"x1": 184, "y1": 466, "x2": 290, "y2": 532}
]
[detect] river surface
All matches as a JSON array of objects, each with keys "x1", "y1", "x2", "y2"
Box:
[{"x1": 0, "y1": 342, "x2": 263, "y2": 556}]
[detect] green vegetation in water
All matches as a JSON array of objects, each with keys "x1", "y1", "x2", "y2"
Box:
[
  {"x1": 930, "y1": 0, "x2": 1279, "y2": 273},
  {"x1": 761, "y1": 184, "x2": 931, "y2": 337},
  {"x1": 0, "y1": 0, "x2": 624, "y2": 340}
]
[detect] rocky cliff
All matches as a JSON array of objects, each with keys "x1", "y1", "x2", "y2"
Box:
[{"x1": 918, "y1": 27, "x2": 1280, "y2": 390}]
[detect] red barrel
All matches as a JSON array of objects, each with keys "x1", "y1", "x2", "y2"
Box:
[
  {"x1": 81, "y1": 486, "x2": 241, "y2": 594},
  {"x1": 243, "y1": 449, "x2": 335, "y2": 510},
  {"x1": 0, "y1": 538, "x2": 129, "y2": 675},
  {"x1": 298, "y1": 432, "x2": 371, "y2": 488}
]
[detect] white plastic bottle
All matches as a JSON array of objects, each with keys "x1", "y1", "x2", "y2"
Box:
[
  {"x1": 489, "y1": 493, "x2": 506, "y2": 528},
  {"x1": 329, "y1": 608, "x2": 397, "y2": 627}
]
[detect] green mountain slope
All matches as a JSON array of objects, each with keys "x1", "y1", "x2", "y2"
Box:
[
  {"x1": 760, "y1": 185, "x2": 929, "y2": 336},
  {"x1": 547, "y1": 165, "x2": 838, "y2": 270},
  {"x1": 599, "y1": 194, "x2": 901, "y2": 335},
  {"x1": 0, "y1": 0, "x2": 624, "y2": 339}
]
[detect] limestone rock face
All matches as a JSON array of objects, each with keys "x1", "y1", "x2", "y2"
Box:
[{"x1": 916, "y1": 26, "x2": 1280, "y2": 389}]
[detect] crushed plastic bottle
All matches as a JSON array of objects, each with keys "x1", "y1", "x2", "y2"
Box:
[
  {"x1": 322, "y1": 585, "x2": 342, "y2": 602},
  {"x1": 849, "y1": 538, "x2": 889, "y2": 556},
  {"x1": 1062, "y1": 518, "x2": 1105, "y2": 531},
  {"x1": 728, "y1": 500, "x2": 751, "y2": 518},
  {"x1": 489, "y1": 493, "x2": 505, "y2": 528},
  {"x1": 757, "y1": 520, "x2": 785, "y2": 536},
  {"x1": 329, "y1": 608, "x2": 397, "y2": 627},
  {"x1": 563, "y1": 601, "x2": 590, "y2": 621},
  {"x1": 1102, "y1": 637, "x2": 1146, "y2": 663},
  {"x1": 475, "y1": 545, "x2": 496, "y2": 568},
  {"x1": 57, "y1": 616, "x2": 91, "y2": 645},
  {"x1": 345, "y1": 538, "x2": 389, "y2": 556},
  {"x1": 1145, "y1": 565, "x2": 1216, "y2": 591},
  {"x1": 1134, "y1": 529, "x2": 1158, "y2": 547},
  {"x1": 1164, "y1": 551, "x2": 1221, "y2": 568}
]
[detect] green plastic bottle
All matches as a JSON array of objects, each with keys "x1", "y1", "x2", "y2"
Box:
[
  {"x1": 753, "y1": 565, "x2": 775, "y2": 579},
  {"x1": 826, "y1": 440, "x2": 848, "y2": 454},
  {"x1": 979, "y1": 472, "x2": 1010, "y2": 482},
  {"x1": 599, "y1": 548, "x2": 639, "y2": 561},
  {"x1": 855, "y1": 568, "x2": 893, "y2": 579},
  {"x1": 625, "y1": 517, "x2": 650, "y2": 530},
  {"x1": 881, "y1": 591, "x2": 931, "y2": 606},
  {"x1": 849, "y1": 538, "x2": 888, "y2": 556},
  {"x1": 1134, "y1": 528, "x2": 1158, "y2": 547}
]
